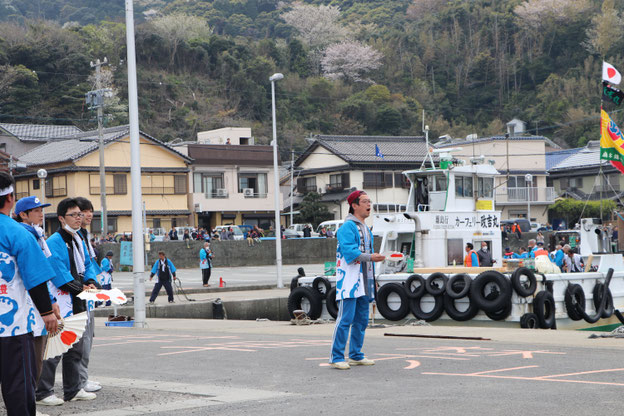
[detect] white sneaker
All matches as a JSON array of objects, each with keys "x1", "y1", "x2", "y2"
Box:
[
  {"x1": 36, "y1": 395, "x2": 64, "y2": 406},
  {"x1": 36, "y1": 410, "x2": 50, "y2": 416},
  {"x1": 84, "y1": 380, "x2": 102, "y2": 392},
  {"x1": 70, "y1": 389, "x2": 97, "y2": 401}
]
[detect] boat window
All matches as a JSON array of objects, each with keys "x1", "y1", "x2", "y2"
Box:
[
  {"x1": 477, "y1": 177, "x2": 494, "y2": 198},
  {"x1": 455, "y1": 176, "x2": 473, "y2": 198},
  {"x1": 428, "y1": 175, "x2": 447, "y2": 192}
]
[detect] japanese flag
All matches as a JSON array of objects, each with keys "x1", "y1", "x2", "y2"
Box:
[{"x1": 603, "y1": 61, "x2": 622, "y2": 85}]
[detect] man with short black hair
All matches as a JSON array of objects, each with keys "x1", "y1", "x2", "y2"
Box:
[
  {"x1": 0, "y1": 172, "x2": 58, "y2": 416},
  {"x1": 149, "y1": 251, "x2": 177, "y2": 303},
  {"x1": 476, "y1": 241, "x2": 495, "y2": 267},
  {"x1": 73, "y1": 197, "x2": 102, "y2": 394}
]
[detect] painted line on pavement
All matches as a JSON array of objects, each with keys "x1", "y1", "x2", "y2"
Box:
[
  {"x1": 535, "y1": 367, "x2": 624, "y2": 379},
  {"x1": 468, "y1": 365, "x2": 539, "y2": 375}
]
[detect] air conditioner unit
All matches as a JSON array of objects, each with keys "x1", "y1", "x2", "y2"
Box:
[
  {"x1": 243, "y1": 188, "x2": 254, "y2": 197},
  {"x1": 194, "y1": 203, "x2": 202, "y2": 213},
  {"x1": 216, "y1": 188, "x2": 228, "y2": 197}
]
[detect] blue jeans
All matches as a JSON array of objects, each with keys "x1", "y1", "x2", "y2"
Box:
[{"x1": 330, "y1": 296, "x2": 370, "y2": 363}]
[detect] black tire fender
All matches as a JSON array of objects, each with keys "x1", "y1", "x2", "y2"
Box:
[
  {"x1": 325, "y1": 287, "x2": 338, "y2": 319},
  {"x1": 446, "y1": 274, "x2": 471, "y2": 299},
  {"x1": 287, "y1": 286, "x2": 322, "y2": 320},
  {"x1": 443, "y1": 293, "x2": 479, "y2": 321},
  {"x1": 425, "y1": 272, "x2": 448, "y2": 296},
  {"x1": 410, "y1": 293, "x2": 444, "y2": 322},
  {"x1": 511, "y1": 267, "x2": 537, "y2": 297},
  {"x1": 533, "y1": 290, "x2": 556, "y2": 329},
  {"x1": 376, "y1": 283, "x2": 410, "y2": 321},
  {"x1": 564, "y1": 284, "x2": 585, "y2": 321},
  {"x1": 312, "y1": 276, "x2": 331, "y2": 299},
  {"x1": 485, "y1": 300, "x2": 512, "y2": 321},
  {"x1": 593, "y1": 282, "x2": 614, "y2": 319},
  {"x1": 404, "y1": 274, "x2": 426, "y2": 299},
  {"x1": 469, "y1": 271, "x2": 512, "y2": 313},
  {"x1": 520, "y1": 312, "x2": 539, "y2": 329}
]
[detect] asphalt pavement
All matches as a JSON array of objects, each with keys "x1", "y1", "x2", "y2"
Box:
[{"x1": 20, "y1": 319, "x2": 624, "y2": 416}]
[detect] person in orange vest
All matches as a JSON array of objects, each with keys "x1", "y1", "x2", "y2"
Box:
[
  {"x1": 512, "y1": 222, "x2": 522, "y2": 239},
  {"x1": 532, "y1": 241, "x2": 549, "y2": 257},
  {"x1": 464, "y1": 243, "x2": 480, "y2": 267}
]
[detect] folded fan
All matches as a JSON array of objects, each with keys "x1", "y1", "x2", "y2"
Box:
[{"x1": 44, "y1": 312, "x2": 87, "y2": 359}]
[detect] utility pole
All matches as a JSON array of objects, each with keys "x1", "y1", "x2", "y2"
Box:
[
  {"x1": 290, "y1": 149, "x2": 294, "y2": 226},
  {"x1": 88, "y1": 57, "x2": 109, "y2": 237}
]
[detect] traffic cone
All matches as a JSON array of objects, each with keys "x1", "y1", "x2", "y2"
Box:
[{"x1": 219, "y1": 277, "x2": 225, "y2": 288}]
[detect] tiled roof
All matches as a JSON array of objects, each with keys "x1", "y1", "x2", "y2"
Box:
[
  {"x1": 298, "y1": 135, "x2": 431, "y2": 164},
  {"x1": 545, "y1": 148, "x2": 582, "y2": 171},
  {"x1": 435, "y1": 135, "x2": 561, "y2": 150},
  {"x1": 17, "y1": 125, "x2": 191, "y2": 166},
  {"x1": 0, "y1": 123, "x2": 82, "y2": 142},
  {"x1": 548, "y1": 141, "x2": 604, "y2": 171}
]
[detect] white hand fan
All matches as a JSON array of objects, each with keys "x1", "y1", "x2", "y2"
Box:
[
  {"x1": 381, "y1": 251, "x2": 405, "y2": 262},
  {"x1": 44, "y1": 312, "x2": 88, "y2": 359},
  {"x1": 77, "y1": 288, "x2": 128, "y2": 305}
]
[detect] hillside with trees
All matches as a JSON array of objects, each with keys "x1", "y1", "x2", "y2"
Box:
[{"x1": 0, "y1": 0, "x2": 623, "y2": 157}]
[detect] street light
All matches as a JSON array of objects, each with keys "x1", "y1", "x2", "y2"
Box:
[
  {"x1": 270, "y1": 72, "x2": 284, "y2": 288},
  {"x1": 37, "y1": 169, "x2": 47, "y2": 233},
  {"x1": 525, "y1": 173, "x2": 533, "y2": 223}
]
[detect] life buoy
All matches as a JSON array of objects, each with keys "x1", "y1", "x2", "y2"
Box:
[
  {"x1": 520, "y1": 313, "x2": 539, "y2": 329},
  {"x1": 443, "y1": 293, "x2": 478, "y2": 321},
  {"x1": 376, "y1": 283, "x2": 410, "y2": 321},
  {"x1": 533, "y1": 290, "x2": 556, "y2": 329},
  {"x1": 511, "y1": 267, "x2": 537, "y2": 297},
  {"x1": 325, "y1": 287, "x2": 338, "y2": 319},
  {"x1": 312, "y1": 276, "x2": 331, "y2": 299},
  {"x1": 446, "y1": 274, "x2": 471, "y2": 299},
  {"x1": 404, "y1": 274, "x2": 426, "y2": 299},
  {"x1": 425, "y1": 272, "x2": 448, "y2": 296},
  {"x1": 410, "y1": 293, "x2": 444, "y2": 321},
  {"x1": 564, "y1": 284, "x2": 585, "y2": 321},
  {"x1": 469, "y1": 271, "x2": 512, "y2": 313},
  {"x1": 593, "y1": 282, "x2": 614, "y2": 318},
  {"x1": 287, "y1": 286, "x2": 322, "y2": 320}
]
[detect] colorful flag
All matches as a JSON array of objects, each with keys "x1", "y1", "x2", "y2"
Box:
[
  {"x1": 603, "y1": 81, "x2": 624, "y2": 106},
  {"x1": 603, "y1": 61, "x2": 622, "y2": 85},
  {"x1": 375, "y1": 144, "x2": 384, "y2": 159},
  {"x1": 600, "y1": 109, "x2": 624, "y2": 173}
]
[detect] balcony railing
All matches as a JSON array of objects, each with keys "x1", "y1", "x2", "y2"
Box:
[
  {"x1": 495, "y1": 187, "x2": 557, "y2": 203},
  {"x1": 325, "y1": 183, "x2": 345, "y2": 193}
]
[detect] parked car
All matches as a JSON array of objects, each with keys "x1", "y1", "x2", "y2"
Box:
[
  {"x1": 286, "y1": 223, "x2": 318, "y2": 238},
  {"x1": 316, "y1": 220, "x2": 344, "y2": 235},
  {"x1": 174, "y1": 226, "x2": 195, "y2": 238},
  {"x1": 213, "y1": 225, "x2": 244, "y2": 240}
]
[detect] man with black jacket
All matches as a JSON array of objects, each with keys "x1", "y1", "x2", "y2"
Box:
[
  {"x1": 36, "y1": 198, "x2": 99, "y2": 406},
  {"x1": 0, "y1": 172, "x2": 58, "y2": 416},
  {"x1": 149, "y1": 251, "x2": 177, "y2": 303}
]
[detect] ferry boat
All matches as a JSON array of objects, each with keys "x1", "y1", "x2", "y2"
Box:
[{"x1": 289, "y1": 150, "x2": 624, "y2": 330}]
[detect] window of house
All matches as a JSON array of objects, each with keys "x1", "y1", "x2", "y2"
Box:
[
  {"x1": 508, "y1": 175, "x2": 536, "y2": 188},
  {"x1": 114, "y1": 174, "x2": 127, "y2": 194},
  {"x1": 363, "y1": 172, "x2": 392, "y2": 188},
  {"x1": 394, "y1": 173, "x2": 411, "y2": 189},
  {"x1": 174, "y1": 175, "x2": 187, "y2": 194},
  {"x1": 203, "y1": 174, "x2": 225, "y2": 198},
  {"x1": 46, "y1": 175, "x2": 67, "y2": 197},
  {"x1": 455, "y1": 176, "x2": 473, "y2": 198},
  {"x1": 296, "y1": 176, "x2": 317, "y2": 194},
  {"x1": 32, "y1": 179, "x2": 40, "y2": 190},
  {"x1": 15, "y1": 180, "x2": 29, "y2": 200},
  {"x1": 89, "y1": 174, "x2": 127, "y2": 195},
  {"x1": 91, "y1": 217, "x2": 118, "y2": 234},
  {"x1": 328, "y1": 173, "x2": 350, "y2": 192},
  {"x1": 238, "y1": 173, "x2": 268, "y2": 197},
  {"x1": 477, "y1": 177, "x2": 494, "y2": 198},
  {"x1": 603, "y1": 174, "x2": 620, "y2": 191}
]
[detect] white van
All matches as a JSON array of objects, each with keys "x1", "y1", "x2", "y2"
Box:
[
  {"x1": 213, "y1": 225, "x2": 244, "y2": 240},
  {"x1": 286, "y1": 223, "x2": 318, "y2": 238},
  {"x1": 316, "y1": 220, "x2": 344, "y2": 235}
]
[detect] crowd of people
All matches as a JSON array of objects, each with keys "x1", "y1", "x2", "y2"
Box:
[{"x1": 503, "y1": 238, "x2": 588, "y2": 273}]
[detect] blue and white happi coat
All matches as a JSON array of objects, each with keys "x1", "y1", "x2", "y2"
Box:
[{"x1": 335, "y1": 216, "x2": 375, "y2": 302}]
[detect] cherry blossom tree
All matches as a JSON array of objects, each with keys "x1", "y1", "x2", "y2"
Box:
[
  {"x1": 514, "y1": 0, "x2": 591, "y2": 29},
  {"x1": 282, "y1": 2, "x2": 347, "y2": 49},
  {"x1": 321, "y1": 41, "x2": 383, "y2": 83}
]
